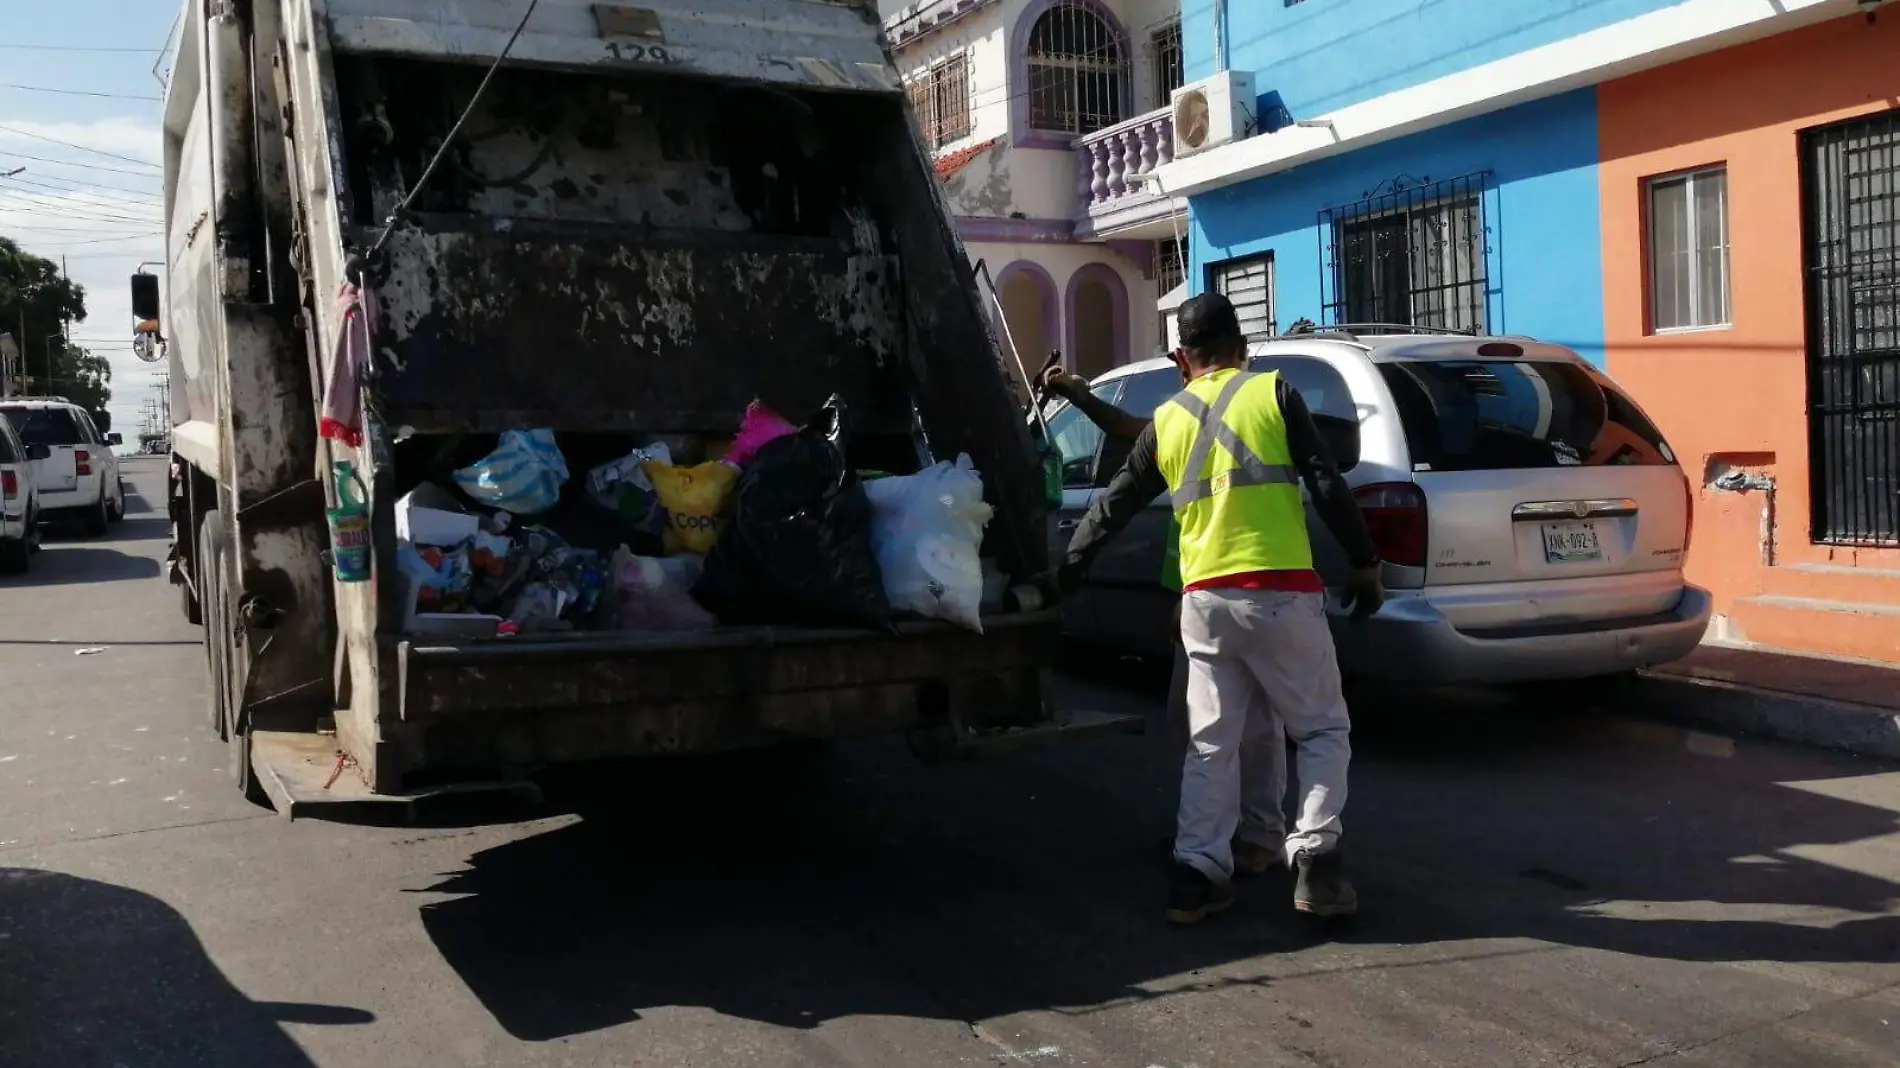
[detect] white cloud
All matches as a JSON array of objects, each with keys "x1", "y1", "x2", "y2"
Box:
[{"x1": 0, "y1": 117, "x2": 167, "y2": 439}]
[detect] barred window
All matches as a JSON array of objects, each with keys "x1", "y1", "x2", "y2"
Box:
[
  {"x1": 1027, "y1": 3, "x2": 1128, "y2": 136},
  {"x1": 1146, "y1": 18, "x2": 1183, "y2": 111},
  {"x1": 1210, "y1": 254, "x2": 1277, "y2": 341},
  {"x1": 1647, "y1": 167, "x2": 1730, "y2": 332},
  {"x1": 1156, "y1": 236, "x2": 1187, "y2": 296},
  {"x1": 907, "y1": 53, "x2": 972, "y2": 150},
  {"x1": 1320, "y1": 173, "x2": 1490, "y2": 334}
]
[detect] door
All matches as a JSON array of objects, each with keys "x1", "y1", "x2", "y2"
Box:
[
  {"x1": 1248, "y1": 354, "x2": 1365, "y2": 591},
  {"x1": 1086, "y1": 367, "x2": 1182, "y2": 657},
  {"x1": 1803, "y1": 108, "x2": 1900, "y2": 544},
  {"x1": 1039, "y1": 380, "x2": 1120, "y2": 641},
  {"x1": 0, "y1": 406, "x2": 80, "y2": 493}
]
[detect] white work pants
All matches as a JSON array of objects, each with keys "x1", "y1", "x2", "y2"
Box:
[
  {"x1": 1174, "y1": 589, "x2": 1352, "y2": 882},
  {"x1": 1169, "y1": 632, "x2": 1285, "y2": 852}
]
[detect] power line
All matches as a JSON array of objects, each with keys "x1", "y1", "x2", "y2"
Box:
[
  {"x1": 0, "y1": 43, "x2": 164, "y2": 53},
  {"x1": 1, "y1": 83, "x2": 162, "y2": 102},
  {"x1": 0, "y1": 200, "x2": 159, "y2": 226},
  {"x1": 0, "y1": 151, "x2": 161, "y2": 180},
  {"x1": 0, "y1": 124, "x2": 161, "y2": 170},
  {"x1": 2, "y1": 175, "x2": 160, "y2": 212}
]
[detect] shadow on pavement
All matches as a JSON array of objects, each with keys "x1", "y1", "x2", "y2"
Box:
[
  {"x1": 42, "y1": 515, "x2": 172, "y2": 547},
  {"x1": 417, "y1": 685, "x2": 1900, "y2": 1042},
  {"x1": 5, "y1": 546, "x2": 162, "y2": 586},
  {"x1": 0, "y1": 868, "x2": 373, "y2": 1067}
]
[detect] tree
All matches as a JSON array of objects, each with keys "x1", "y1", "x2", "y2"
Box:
[{"x1": 0, "y1": 237, "x2": 113, "y2": 425}]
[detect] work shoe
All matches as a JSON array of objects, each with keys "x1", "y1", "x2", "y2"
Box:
[
  {"x1": 1166, "y1": 863, "x2": 1236, "y2": 925},
  {"x1": 1233, "y1": 840, "x2": 1285, "y2": 877},
  {"x1": 1292, "y1": 849, "x2": 1358, "y2": 917}
]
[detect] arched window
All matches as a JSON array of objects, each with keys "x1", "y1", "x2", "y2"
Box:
[{"x1": 1025, "y1": 3, "x2": 1128, "y2": 136}]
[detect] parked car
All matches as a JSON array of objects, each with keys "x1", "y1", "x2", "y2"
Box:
[
  {"x1": 0, "y1": 411, "x2": 43, "y2": 572},
  {"x1": 0, "y1": 398, "x2": 125, "y2": 536},
  {"x1": 1040, "y1": 327, "x2": 1711, "y2": 687}
]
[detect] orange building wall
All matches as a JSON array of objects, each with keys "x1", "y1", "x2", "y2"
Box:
[{"x1": 1597, "y1": 12, "x2": 1900, "y2": 660}]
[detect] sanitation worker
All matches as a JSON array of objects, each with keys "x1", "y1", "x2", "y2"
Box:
[{"x1": 1055, "y1": 292, "x2": 1384, "y2": 925}]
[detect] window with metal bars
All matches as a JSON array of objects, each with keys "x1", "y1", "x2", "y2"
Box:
[
  {"x1": 1647, "y1": 167, "x2": 1731, "y2": 332},
  {"x1": 906, "y1": 53, "x2": 972, "y2": 149},
  {"x1": 1026, "y1": 3, "x2": 1128, "y2": 136},
  {"x1": 1146, "y1": 18, "x2": 1183, "y2": 112},
  {"x1": 1156, "y1": 236, "x2": 1187, "y2": 296},
  {"x1": 1208, "y1": 254, "x2": 1276, "y2": 341},
  {"x1": 1318, "y1": 173, "x2": 1490, "y2": 334},
  {"x1": 1803, "y1": 108, "x2": 1900, "y2": 545}
]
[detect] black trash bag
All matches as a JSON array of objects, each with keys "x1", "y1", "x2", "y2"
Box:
[{"x1": 695, "y1": 397, "x2": 892, "y2": 630}]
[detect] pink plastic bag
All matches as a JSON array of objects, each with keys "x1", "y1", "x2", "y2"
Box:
[{"x1": 725, "y1": 401, "x2": 798, "y2": 468}]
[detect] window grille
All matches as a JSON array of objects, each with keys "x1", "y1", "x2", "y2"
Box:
[
  {"x1": 1146, "y1": 18, "x2": 1183, "y2": 112},
  {"x1": 1209, "y1": 254, "x2": 1276, "y2": 341},
  {"x1": 907, "y1": 52, "x2": 971, "y2": 149},
  {"x1": 1647, "y1": 167, "x2": 1731, "y2": 331},
  {"x1": 1027, "y1": 3, "x2": 1128, "y2": 136},
  {"x1": 1318, "y1": 172, "x2": 1491, "y2": 334},
  {"x1": 1804, "y1": 108, "x2": 1900, "y2": 544}
]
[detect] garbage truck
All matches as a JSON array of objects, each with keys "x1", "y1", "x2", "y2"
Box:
[{"x1": 146, "y1": 0, "x2": 1126, "y2": 816}]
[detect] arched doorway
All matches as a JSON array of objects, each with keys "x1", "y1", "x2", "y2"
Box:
[
  {"x1": 995, "y1": 261, "x2": 1058, "y2": 397},
  {"x1": 1066, "y1": 263, "x2": 1128, "y2": 379}
]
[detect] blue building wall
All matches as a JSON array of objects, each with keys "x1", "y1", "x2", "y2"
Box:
[
  {"x1": 1182, "y1": 0, "x2": 1685, "y2": 118},
  {"x1": 1187, "y1": 89, "x2": 1607, "y2": 365}
]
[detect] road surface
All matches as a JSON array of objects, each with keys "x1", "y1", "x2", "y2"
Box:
[{"x1": 3, "y1": 458, "x2": 1898, "y2": 1067}]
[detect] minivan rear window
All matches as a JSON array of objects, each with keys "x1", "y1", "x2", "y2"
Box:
[
  {"x1": 0, "y1": 406, "x2": 82, "y2": 447},
  {"x1": 1378, "y1": 360, "x2": 1676, "y2": 471}
]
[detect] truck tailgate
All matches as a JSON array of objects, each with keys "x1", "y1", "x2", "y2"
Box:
[{"x1": 388, "y1": 612, "x2": 1067, "y2": 768}]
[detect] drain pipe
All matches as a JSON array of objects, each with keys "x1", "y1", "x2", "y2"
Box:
[
  {"x1": 1711, "y1": 470, "x2": 1777, "y2": 568},
  {"x1": 1214, "y1": 0, "x2": 1228, "y2": 71}
]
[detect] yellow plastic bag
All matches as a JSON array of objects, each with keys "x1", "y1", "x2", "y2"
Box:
[{"x1": 643, "y1": 459, "x2": 739, "y2": 555}]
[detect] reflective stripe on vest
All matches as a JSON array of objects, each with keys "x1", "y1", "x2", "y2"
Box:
[
  {"x1": 1155, "y1": 369, "x2": 1314, "y2": 586},
  {"x1": 1166, "y1": 372, "x2": 1300, "y2": 508}
]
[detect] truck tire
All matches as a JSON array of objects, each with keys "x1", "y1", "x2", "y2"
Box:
[
  {"x1": 200, "y1": 510, "x2": 271, "y2": 808},
  {"x1": 198, "y1": 513, "x2": 231, "y2": 741}
]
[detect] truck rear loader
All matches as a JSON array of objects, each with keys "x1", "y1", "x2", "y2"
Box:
[{"x1": 146, "y1": 0, "x2": 1126, "y2": 815}]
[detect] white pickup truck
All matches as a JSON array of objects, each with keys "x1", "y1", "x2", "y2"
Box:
[{"x1": 0, "y1": 397, "x2": 125, "y2": 536}]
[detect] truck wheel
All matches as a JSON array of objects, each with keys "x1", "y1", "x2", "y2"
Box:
[
  {"x1": 199, "y1": 513, "x2": 231, "y2": 741},
  {"x1": 84, "y1": 496, "x2": 109, "y2": 537},
  {"x1": 108, "y1": 483, "x2": 125, "y2": 523}
]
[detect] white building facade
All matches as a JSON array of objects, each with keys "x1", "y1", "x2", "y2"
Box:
[{"x1": 881, "y1": 0, "x2": 1191, "y2": 384}]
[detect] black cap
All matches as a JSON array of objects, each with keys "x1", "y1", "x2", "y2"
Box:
[{"x1": 1177, "y1": 292, "x2": 1243, "y2": 349}]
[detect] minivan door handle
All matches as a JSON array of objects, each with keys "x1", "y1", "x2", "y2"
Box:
[
  {"x1": 1511, "y1": 498, "x2": 1639, "y2": 521},
  {"x1": 1056, "y1": 518, "x2": 1081, "y2": 531}
]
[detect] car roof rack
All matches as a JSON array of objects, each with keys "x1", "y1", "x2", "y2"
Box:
[{"x1": 1, "y1": 395, "x2": 71, "y2": 404}]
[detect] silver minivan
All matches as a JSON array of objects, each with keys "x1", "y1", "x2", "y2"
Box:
[{"x1": 1042, "y1": 328, "x2": 1711, "y2": 686}]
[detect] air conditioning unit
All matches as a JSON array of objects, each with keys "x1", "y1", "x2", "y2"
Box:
[{"x1": 1171, "y1": 70, "x2": 1257, "y2": 158}]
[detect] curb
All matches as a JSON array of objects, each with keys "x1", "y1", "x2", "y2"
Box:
[{"x1": 1625, "y1": 670, "x2": 1900, "y2": 763}]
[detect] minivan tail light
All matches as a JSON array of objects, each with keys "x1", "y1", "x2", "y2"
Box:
[
  {"x1": 1, "y1": 470, "x2": 15, "y2": 498},
  {"x1": 74, "y1": 449, "x2": 91, "y2": 476},
  {"x1": 1353, "y1": 482, "x2": 1428, "y2": 568}
]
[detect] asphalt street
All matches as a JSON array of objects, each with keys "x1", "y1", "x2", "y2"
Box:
[{"x1": 2, "y1": 457, "x2": 1898, "y2": 1067}]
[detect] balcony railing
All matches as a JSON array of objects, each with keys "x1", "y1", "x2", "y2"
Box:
[{"x1": 1074, "y1": 106, "x2": 1174, "y2": 209}]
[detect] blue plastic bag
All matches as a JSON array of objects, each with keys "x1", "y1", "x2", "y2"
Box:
[{"x1": 453, "y1": 429, "x2": 570, "y2": 516}]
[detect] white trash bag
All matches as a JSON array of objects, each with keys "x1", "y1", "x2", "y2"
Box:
[{"x1": 863, "y1": 453, "x2": 994, "y2": 633}]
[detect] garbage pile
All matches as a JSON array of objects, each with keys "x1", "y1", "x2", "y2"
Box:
[{"x1": 392, "y1": 398, "x2": 1000, "y2": 638}]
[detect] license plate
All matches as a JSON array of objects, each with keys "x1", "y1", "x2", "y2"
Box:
[{"x1": 1541, "y1": 520, "x2": 1603, "y2": 564}]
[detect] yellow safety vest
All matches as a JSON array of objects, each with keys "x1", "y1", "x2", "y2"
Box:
[{"x1": 1154, "y1": 368, "x2": 1313, "y2": 588}]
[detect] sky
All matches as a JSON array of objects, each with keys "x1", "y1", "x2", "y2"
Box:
[{"x1": 0, "y1": 0, "x2": 181, "y2": 443}]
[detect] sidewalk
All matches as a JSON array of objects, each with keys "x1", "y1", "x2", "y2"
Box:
[{"x1": 1628, "y1": 643, "x2": 1900, "y2": 761}]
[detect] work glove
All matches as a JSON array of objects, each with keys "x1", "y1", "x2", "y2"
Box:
[{"x1": 1343, "y1": 563, "x2": 1385, "y2": 621}]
